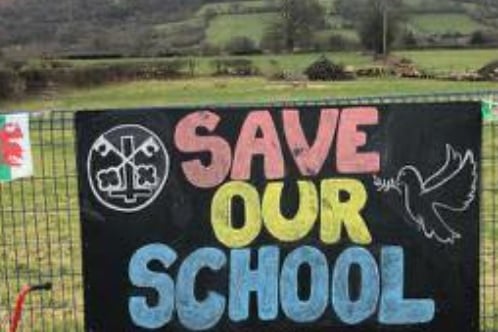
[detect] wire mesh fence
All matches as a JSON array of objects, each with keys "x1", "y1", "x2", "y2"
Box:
[
  {"x1": 0, "y1": 110, "x2": 82, "y2": 331},
  {"x1": 0, "y1": 92, "x2": 497, "y2": 331}
]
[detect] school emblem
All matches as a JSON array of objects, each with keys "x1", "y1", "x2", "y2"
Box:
[{"x1": 87, "y1": 124, "x2": 169, "y2": 212}]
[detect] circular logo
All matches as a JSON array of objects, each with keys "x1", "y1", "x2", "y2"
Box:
[{"x1": 87, "y1": 125, "x2": 169, "y2": 213}]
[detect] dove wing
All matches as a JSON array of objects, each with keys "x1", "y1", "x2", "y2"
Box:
[
  {"x1": 423, "y1": 144, "x2": 464, "y2": 189},
  {"x1": 423, "y1": 149, "x2": 477, "y2": 211}
]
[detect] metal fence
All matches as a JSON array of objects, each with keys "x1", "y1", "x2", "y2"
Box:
[{"x1": 0, "y1": 92, "x2": 497, "y2": 331}]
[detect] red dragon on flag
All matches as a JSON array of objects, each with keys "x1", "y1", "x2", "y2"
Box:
[
  {"x1": 0, "y1": 113, "x2": 32, "y2": 182},
  {"x1": 0, "y1": 122, "x2": 24, "y2": 167}
]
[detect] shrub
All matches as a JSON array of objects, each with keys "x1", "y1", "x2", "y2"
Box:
[
  {"x1": 304, "y1": 55, "x2": 352, "y2": 81},
  {"x1": 470, "y1": 30, "x2": 498, "y2": 45},
  {"x1": 356, "y1": 66, "x2": 389, "y2": 77},
  {"x1": 19, "y1": 59, "x2": 190, "y2": 90},
  {"x1": 327, "y1": 34, "x2": 360, "y2": 51},
  {"x1": 478, "y1": 60, "x2": 498, "y2": 81},
  {"x1": 402, "y1": 30, "x2": 418, "y2": 48},
  {"x1": 0, "y1": 58, "x2": 195, "y2": 100},
  {"x1": 470, "y1": 31, "x2": 486, "y2": 45},
  {"x1": 199, "y1": 42, "x2": 221, "y2": 56},
  {"x1": 225, "y1": 36, "x2": 260, "y2": 55},
  {"x1": 211, "y1": 58, "x2": 258, "y2": 76},
  {"x1": 0, "y1": 69, "x2": 24, "y2": 99},
  {"x1": 260, "y1": 25, "x2": 285, "y2": 54},
  {"x1": 265, "y1": 59, "x2": 287, "y2": 80},
  {"x1": 441, "y1": 31, "x2": 464, "y2": 39},
  {"x1": 18, "y1": 67, "x2": 53, "y2": 91}
]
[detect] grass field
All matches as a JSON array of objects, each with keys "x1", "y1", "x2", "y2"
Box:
[
  {"x1": 206, "y1": 13, "x2": 276, "y2": 45},
  {"x1": 409, "y1": 13, "x2": 489, "y2": 34},
  {"x1": 317, "y1": 0, "x2": 336, "y2": 11},
  {"x1": 2, "y1": 77, "x2": 497, "y2": 111},
  {"x1": 317, "y1": 27, "x2": 360, "y2": 42},
  {"x1": 395, "y1": 49, "x2": 498, "y2": 72},
  {"x1": 196, "y1": 0, "x2": 269, "y2": 17},
  {"x1": 154, "y1": 18, "x2": 205, "y2": 34}
]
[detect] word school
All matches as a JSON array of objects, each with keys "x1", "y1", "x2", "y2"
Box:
[{"x1": 129, "y1": 245, "x2": 435, "y2": 330}]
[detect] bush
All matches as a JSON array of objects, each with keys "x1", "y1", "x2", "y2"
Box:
[
  {"x1": 18, "y1": 67, "x2": 53, "y2": 91},
  {"x1": 19, "y1": 60, "x2": 190, "y2": 89},
  {"x1": 327, "y1": 34, "x2": 360, "y2": 51},
  {"x1": 225, "y1": 36, "x2": 260, "y2": 55},
  {"x1": 260, "y1": 24, "x2": 285, "y2": 54},
  {"x1": 0, "y1": 69, "x2": 24, "y2": 99},
  {"x1": 478, "y1": 60, "x2": 498, "y2": 81},
  {"x1": 304, "y1": 56, "x2": 352, "y2": 81},
  {"x1": 265, "y1": 59, "x2": 287, "y2": 80},
  {"x1": 470, "y1": 31, "x2": 487, "y2": 45},
  {"x1": 211, "y1": 58, "x2": 258, "y2": 76},
  {"x1": 0, "y1": 59, "x2": 194, "y2": 100},
  {"x1": 470, "y1": 30, "x2": 498, "y2": 45},
  {"x1": 199, "y1": 42, "x2": 221, "y2": 56},
  {"x1": 402, "y1": 30, "x2": 418, "y2": 48},
  {"x1": 307, "y1": 34, "x2": 360, "y2": 52}
]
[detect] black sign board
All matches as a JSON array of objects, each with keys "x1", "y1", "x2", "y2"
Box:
[{"x1": 76, "y1": 102, "x2": 481, "y2": 332}]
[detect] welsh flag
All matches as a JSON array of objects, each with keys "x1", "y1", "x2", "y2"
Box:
[{"x1": 0, "y1": 113, "x2": 33, "y2": 182}]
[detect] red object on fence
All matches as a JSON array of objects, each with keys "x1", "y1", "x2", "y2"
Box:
[
  {"x1": 2, "y1": 283, "x2": 52, "y2": 332},
  {"x1": 8, "y1": 285, "x2": 32, "y2": 332}
]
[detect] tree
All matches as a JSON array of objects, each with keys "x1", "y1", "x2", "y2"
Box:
[
  {"x1": 225, "y1": 36, "x2": 259, "y2": 55},
  {"x1": 335, "y1": 0, "x2": 367, "y2": 21},
  {"x1": 260, "y1": 23, "x2": 285, "y2": 53},
  {"x1": 470, "y1": 31, "x2": 484, "y2": 45},
  {"x1": 355, "y1": 0, "x2": 404, "y2": 55},
  {"x1": 266, "y1": 0, "x2": 326, "y2": 53}
]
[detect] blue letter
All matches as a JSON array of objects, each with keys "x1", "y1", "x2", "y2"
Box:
[
  {"x1": 280, "y1": 246, "x2": 329, "y2": 323},
  {"x1": 176, "y1": 247, "x2": 227, "y2": 331},
  {"x1": 129, "y1": 244, "x2": 177, "y2": 329},
  {"x1": 229, "y1": 246, "x2": 280, "y2": 321},
  {"x1": 332, "y1": 247, "x2": 379, "y2": 324},
  {"x1": 379, "y1": 246, "x2": 435, "y2": 324}
]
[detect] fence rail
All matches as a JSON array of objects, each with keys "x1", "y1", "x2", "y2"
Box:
[{"x1": 0, "y1": 93, "x2": 497, "y2": 331}]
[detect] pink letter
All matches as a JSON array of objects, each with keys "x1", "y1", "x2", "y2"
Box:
[
  {"x1": 232, "y1": 110, "x2": 285, "y2": 180},
  {"x1": 283, "y1": 108, "x2": 339, "y2": 176},
  {"x1": 337, "y1": 107, "x2": 380, "y2": 174},
  {"x1": 175, "y1": 111, "x2": 232, "y2": 188}
]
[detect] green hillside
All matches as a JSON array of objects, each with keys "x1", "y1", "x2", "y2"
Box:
[
  {"x1": 0, "y1": 0, "x2": 497, "y2": 56},
  {"x1": 196, "y1": 0, "x2": 272, "y2": 16},
  {"x1": 409, "y1": 13, "x2": 489, "y2": 35},
  {"x1": 396, "y1": 49, "x2": 498, "y2": 71},
  {"x1": 206, "y1": 13, "x2": 277, "y2": 45},
  {"x1": 171, "y1": 0, "x2": 498, "y2": 52}
]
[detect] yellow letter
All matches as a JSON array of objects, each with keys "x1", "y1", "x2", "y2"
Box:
[
  {"x1": 320, "y1": 179, "x2": 372, "y2": 244},
  {"x1": 211, "y1": 181, "x2": 262, "y2": 248},
  {"x1": 263, "y1": 181, "x2": 318, "y2": 242}
]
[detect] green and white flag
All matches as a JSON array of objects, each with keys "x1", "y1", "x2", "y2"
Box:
[
  {"x1": 0, "y1": 113, "x2": 33, "y2": 182},
  {"x1": 482, "y1": 99, "x2": 498, "y2": 121}
]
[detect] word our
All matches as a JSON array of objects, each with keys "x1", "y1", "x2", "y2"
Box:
[{"x1": 211, "y1": 179, "x2": 371, "y2": 248}]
